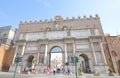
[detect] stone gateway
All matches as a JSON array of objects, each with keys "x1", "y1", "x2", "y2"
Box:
[{"x1": 10, "y1": 15, "x2": 108, "y2": 73}]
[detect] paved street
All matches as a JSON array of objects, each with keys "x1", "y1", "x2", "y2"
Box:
[{"x1": 0, "y1": 72, "x2": 120, "y2": 78}]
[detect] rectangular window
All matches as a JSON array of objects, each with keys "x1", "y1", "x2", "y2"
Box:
[
  {"x1": 90, "y1": 30, "x2": 95, "y2": 36},
  {"x1": 67, "y1": 31, "x2": 70, "y2": 36}
]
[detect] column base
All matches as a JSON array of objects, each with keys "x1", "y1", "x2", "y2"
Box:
[
  {"x1": 94, "y1": 64, "x2": 108, "y2": 73},
  {"x1": 9, "y1": 64, "x2": 22, "y2": 73}
]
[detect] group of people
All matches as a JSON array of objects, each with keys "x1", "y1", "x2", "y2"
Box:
[
  {"x1": 21, "y1": 67, "x2": 36, "y2": 74},
  {"x1": 43, "y1": 67, "x2": 72, "y2": 75},
  {"x1": 19, "y1": 66, "x2": 92, "y2": 75},
  {"x1": 20, "y1": 63, "x2": 36, "y2": 74}
]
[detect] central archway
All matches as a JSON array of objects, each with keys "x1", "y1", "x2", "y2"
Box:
[{"x1": 49, "y1": 46, "x2": 63, "y2": 68}]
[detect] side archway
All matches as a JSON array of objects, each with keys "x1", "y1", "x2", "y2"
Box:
[
  {"x1": 79, "y1": 54, "x2": 90, "y2": 73},
  {"x1": 27, "y1": 55, "x2": 34, "y2": 67}
]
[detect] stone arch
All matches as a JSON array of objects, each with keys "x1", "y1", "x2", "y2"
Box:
[
  {"x1": 79, "y1": 54, "x2": 90, "y2": 73},
  {"x1": 27, "y1": 55, "x2": 34, "y2": 67},
  {"x1": 49, "y1": 46, "x2": 63, "y2": 68},
  {"x1": 50, "y1": 46, "x2": 63, "y2": 53}
]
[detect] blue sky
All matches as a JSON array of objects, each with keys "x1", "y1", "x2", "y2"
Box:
[{"x1": 0, "y1": 0, "x2": 120, "y2": 35}]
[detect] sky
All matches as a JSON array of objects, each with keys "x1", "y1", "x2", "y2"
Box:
[{"x1": 0, "y1": 0, "x2": 120, "y2": 35}]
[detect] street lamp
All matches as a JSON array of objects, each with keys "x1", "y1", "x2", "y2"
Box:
[
  {"x1": 13, "y1": 56, "x2": 22, "y2": 78},
  {"x1": 71, "y1": 56, "x2": 79, "y2": 78}
]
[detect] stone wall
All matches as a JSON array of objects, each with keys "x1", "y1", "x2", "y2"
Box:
[
  {"x1": 16, "y1": 15, "x2": 104, "y2": 40},
  {"x1": 105, "y1": 36, "x2": 120, "y2": 74},
  {"x1": 2, "y1": 47, "x2": 15, "y2": 71},
  {"x1": 0, "y1": 45, "x2": 6, "y2": 71}
]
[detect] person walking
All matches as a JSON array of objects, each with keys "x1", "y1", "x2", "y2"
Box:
[
  {"x1": 53, "y1": 68, "x2": 56, "y2": 75},
  {"x1": 67, "y1": 67, "x2": 71, "y2": 75}
]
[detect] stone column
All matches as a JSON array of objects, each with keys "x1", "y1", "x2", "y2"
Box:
[
  {"x1": 37, "y1": 44, "x2": 40, "y2": 65},
  {"x1": 21, "y1": 43, "x2": 26, "y2": 56},
  {"x1": 44, "y1": 44, "x2": 48, "y2": 65},
  {"x1": 65, "y1": 43, "x2": 67, "y2": 63},
  {"x1": 73, "y1": 43, "x2": 75, "y2": 54},
  {"x1": 91, "y1": 42, "x2": 97, "y2": 65},
  {"x1": 99, "y1": 42, "x2": 107, "y2": 65},
  {"x1": 12, "y1": 45, "x2": 18, "y2": 64}
]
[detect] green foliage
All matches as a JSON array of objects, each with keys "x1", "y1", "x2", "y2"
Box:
[
  {"x1": 78, "y1": 66, "x2": 83, "y2": 73},
  {"x1": 108, "y1": 67, "x2": 113, "y2": 73}
]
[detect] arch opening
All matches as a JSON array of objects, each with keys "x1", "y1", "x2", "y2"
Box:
[
  {"x1": 27, "y1": 55, "x2": 34, "y2": 67},
  {"x1": 49, "y1": 46, "x2": 63, "y2": 68},
  {"x1": 79, "y1": 54, "x2": 90, "y2": 73}
]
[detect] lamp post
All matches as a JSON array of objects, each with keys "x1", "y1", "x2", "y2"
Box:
[
  {"x1": 13, "y1": 56, "x2": 22, "y2": 78},
  {"x1": 71, "y1": 56, "x2": 78, "y2": 78}
]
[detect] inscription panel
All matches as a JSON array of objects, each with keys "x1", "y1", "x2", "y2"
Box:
[
  {"x1": 24, "y1": 30, "x2": 91, "y2": 41},
  {"x1": 76, "y1": 44, "x2": 89, "y2": 50}
]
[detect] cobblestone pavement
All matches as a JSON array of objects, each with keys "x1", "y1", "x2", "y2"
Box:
[{"x1": 0, "y1": 72, "x2": 120, "y2": 78}]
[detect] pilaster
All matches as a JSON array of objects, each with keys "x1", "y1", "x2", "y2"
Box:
[
  {"x1": 91, "y1": 42, "x2": 97, "y2": 65},
  {"x1": 99, "y1": 42, "x2": 107, "y2": 65},
  {"x1": 44, "y1": 44, "x2": 48, "y2": 65}
]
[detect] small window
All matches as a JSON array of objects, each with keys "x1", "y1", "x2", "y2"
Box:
[
  {"x1": 67, "y1": 31, "x2": 71, "y2": 36},
  {"x1": 90, "y1": 30, "x2": 95, "y2": 36}
]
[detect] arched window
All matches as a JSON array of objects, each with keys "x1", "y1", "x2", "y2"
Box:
[{"x1": 51, "y1": 46, "x2": 62, "y2": 53}]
